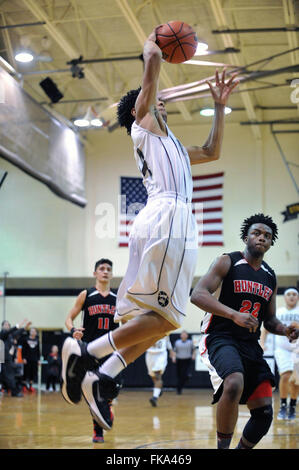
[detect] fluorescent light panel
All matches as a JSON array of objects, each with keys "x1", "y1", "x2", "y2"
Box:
[
  {"x1": 73, "y1": 118, "x2": 90, "y2": 127},
  {"x1": 195, "y1": 42, "x2": 209, "y2": 55},
  {"x1": 200, "y1": 107, "x2": 232, "y2": 116},
  {"x1": 15, "y1": 51, "x2": 34, "y2": 63}
]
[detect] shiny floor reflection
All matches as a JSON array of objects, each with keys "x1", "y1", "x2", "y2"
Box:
[{"x1": 0, "y1": 388, "x2": 298, "y2": 449}]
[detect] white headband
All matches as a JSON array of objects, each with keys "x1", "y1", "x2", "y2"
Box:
[{"x1": 284, "y1": 288, "x2": 299, "y2": 296}]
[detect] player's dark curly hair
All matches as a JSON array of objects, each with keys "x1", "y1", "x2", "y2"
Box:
[
  {"x1": 240, "y1": 213, "x2": 278, "y2": 245},
  {"x1": 117, "y1": 87, "x2": 141, "y2": 135}
]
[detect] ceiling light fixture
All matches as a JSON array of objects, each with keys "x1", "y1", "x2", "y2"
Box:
[
  {"x1": 15, "y1": 50, "x2": 34, "y2": 63},
  {"x1": 195, "y1": 41, "x2": 209, "y2": 55},
  {"x1": 90, "y1": 118, "x2": 103, "y2": 127},
  {"x1": 183, "y1": 59, "x2": 231, "y2": 66},
  {"x1": 73, "y1": 118, "x2": 90, "y2": 127},
  {"x1": 74, "y1": 106, "x2": 104, "y2": 128},
  {"x1": 200, "y1": 107, "x2": 232, "y2": 116}
]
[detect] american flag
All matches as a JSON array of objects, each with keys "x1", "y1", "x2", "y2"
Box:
[
  {"x1": 118, "y1": 176, "x2": 148, "y2": 247},
  {"x1": 192, "y1": 171, "x2": 224, "y2": 246},
  {"x1": 118, "y1": 172, "x2": 224, "y2": 247}
]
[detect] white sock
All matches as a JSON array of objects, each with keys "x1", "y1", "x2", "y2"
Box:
[
  {"x1": 99, "y1": 352, "x2": 127, "y2": 378},
  {"x1": 87, "y1": 331, "x2": 117, "y2": 358},
  {"x1": 153, "y1": 387, "x2": 161, "y2": 398}
]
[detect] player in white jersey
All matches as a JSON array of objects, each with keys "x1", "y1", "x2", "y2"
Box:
[
  {"x1": 145, "y1": 336, "x2": 174, "y2": 407},
  {"x1": 292, "y1": 337, "x2": 299, "y2": 388},
  {"x1": 261, "y1": 287, "x2": 299, "y2": 420},
  {"x1": 61, "y1": 26, "x2": 239, "y2": 430},
  {"x1": 114, "y1": 117, "x2": 197, "y2": 329}
]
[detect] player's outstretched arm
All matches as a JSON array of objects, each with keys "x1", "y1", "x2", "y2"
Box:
[
  {"x1": 134, "y1": 28, "x2": 165, "y2": 134},
  {"x1": 187, "y1": 69, "x2": 239, "y2": 165},
  {"x1": 191, "y1": 255, "x2": 259, "y2": 332}
]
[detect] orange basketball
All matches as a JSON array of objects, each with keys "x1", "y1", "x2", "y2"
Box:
[{"x1": 155, "y1": 21, "x2": 198, "y2": 64}]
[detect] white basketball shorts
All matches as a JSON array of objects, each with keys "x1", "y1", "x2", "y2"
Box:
[
  {"x1": 145, "y1": 351, "x2": 168, "y2": 376},
  {"x1": 274, "y1": 347, "x2": 294, "y2": 374},
  {"x1": 115, "y1": 194, "x2": 198, "y2": 329}
]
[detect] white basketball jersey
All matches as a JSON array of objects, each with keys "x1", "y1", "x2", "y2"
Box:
[
  {"x1": 147, "y1": 336, "x2": 172, "y2": 354},
  {"x1": 275, "y1": 305, "x2": 299, "y2": 351},
  {"x1": 131, "y1": 121, "x2": 193, "y2": 202}
]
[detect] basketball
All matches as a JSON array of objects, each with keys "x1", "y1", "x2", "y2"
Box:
[{"x1": 155, "y1": 21, "x2": 198, "y2": 64}]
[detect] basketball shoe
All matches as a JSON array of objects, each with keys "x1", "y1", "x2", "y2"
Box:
[
  {"x1": 92, "y1": 420, "x2": 104, "y2": 443},
  {"x1": 287, "y1": 406, "x2": 296, "y2": 420},
  {"x1": 149, "y1": 397, "x2": 157, "y2": 407},
  {"x1": 61, "y1": 337, "x2": 99, "y2": 405},
  {"x1": 277, "y1": 404, "x2": 287, "y2": 420},
  {"x1": 81, "y1": 371, "x2": 119, "y2": 431}
]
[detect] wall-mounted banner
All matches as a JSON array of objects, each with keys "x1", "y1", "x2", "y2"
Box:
[
  {"x1": 0, "y1": 67, "x2": 86, "y2": 207},
  {"x1": 281, "y1": 202, "x2": 299, "y2": 222}
]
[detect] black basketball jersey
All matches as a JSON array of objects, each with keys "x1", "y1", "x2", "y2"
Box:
[
  {"x1": 200, "y1": 251, "x2": 277, "y2": 341},
  {"x1": 81, "y1": 287, "x2": 118, "y2": 343}
]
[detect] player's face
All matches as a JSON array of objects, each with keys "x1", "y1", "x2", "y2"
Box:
[
  {"x1": 285, "y1": 291, "x2": 298, "y2": 309},
  {"x1": 94, "y1": 263, "x2": 112, "y2": 283},
  {"x1": 131, "y1": 99, "x2": 167, "y2": 121},
  {"x1": 157, "y1": 99, "x2": 167, "y2": 122},
  {"x1": 246, "y1": 223, "x2": 273, "y2": 256}
]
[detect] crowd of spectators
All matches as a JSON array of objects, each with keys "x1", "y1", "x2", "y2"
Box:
[{"x1": 0, "y1": 319, "x2": 61, "y2": 397}]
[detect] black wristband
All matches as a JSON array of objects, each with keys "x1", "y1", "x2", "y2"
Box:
[{"x1": 70, "y1": 327, "x2": 76, "y2": 336}]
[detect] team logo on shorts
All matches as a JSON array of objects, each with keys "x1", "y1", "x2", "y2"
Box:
[{"x1": 158, "y1": 291, "x2": 169, "y2": 307}]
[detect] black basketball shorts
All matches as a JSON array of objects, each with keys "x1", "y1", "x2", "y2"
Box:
[{"x1": 199, "y1": 334, "x2": 276, "y2": 404}]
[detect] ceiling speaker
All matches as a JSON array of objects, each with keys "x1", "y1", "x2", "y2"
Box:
[{"x1": 39, "y1": 77, "x2": 63, "y2": 103}]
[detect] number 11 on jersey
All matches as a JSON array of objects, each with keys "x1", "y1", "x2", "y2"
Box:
[{"x1": 98, "y1": 318, "x2": 110, "y2": 330}]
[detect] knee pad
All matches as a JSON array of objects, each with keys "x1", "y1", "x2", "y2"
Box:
[
  {"x1": 243, "y1": 405, "x2": 273, "y2": 445},
  {"x1": 250, "y1": 404, "x2": 273, "y2": 421}
]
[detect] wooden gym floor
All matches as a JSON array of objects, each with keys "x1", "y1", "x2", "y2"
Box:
[{"x1": 0, "y1": 388, "x2": 298, "y2": 450}]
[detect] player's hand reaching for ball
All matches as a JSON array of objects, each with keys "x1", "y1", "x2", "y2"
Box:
[
  {"x1": 144, "y1": 27, "x2": 163, "y2": 59},
  {"x1": 147, "y1": 25, "x2": 164, "y2": 44},
  {"x1": 147, "y1": 27, "x2": 158, "y2": 43},
  {"x1": 206, "y1": 68, "x2": 239, "y2": 106}
]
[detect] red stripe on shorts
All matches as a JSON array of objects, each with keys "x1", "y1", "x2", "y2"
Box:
[{"x1": 247, "y1": 380, "x2": 272, "y2": 401}]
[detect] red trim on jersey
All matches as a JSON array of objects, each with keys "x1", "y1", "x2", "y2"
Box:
[
  {"x1": 240, "y1": 251, "x2": 263, "y2": 272},
  {"x1": 203, "y1": 314, "x2": 213, "y2": 334},
  {"x1": 93, "y1": 287, "x2": 112, "y2": 298},
  {"x1": 201, "y1": 336, "x2": 207, "y2": 356},
  {"x1": 247, "y1": 380, "x2": 272, "y2": 401}
]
